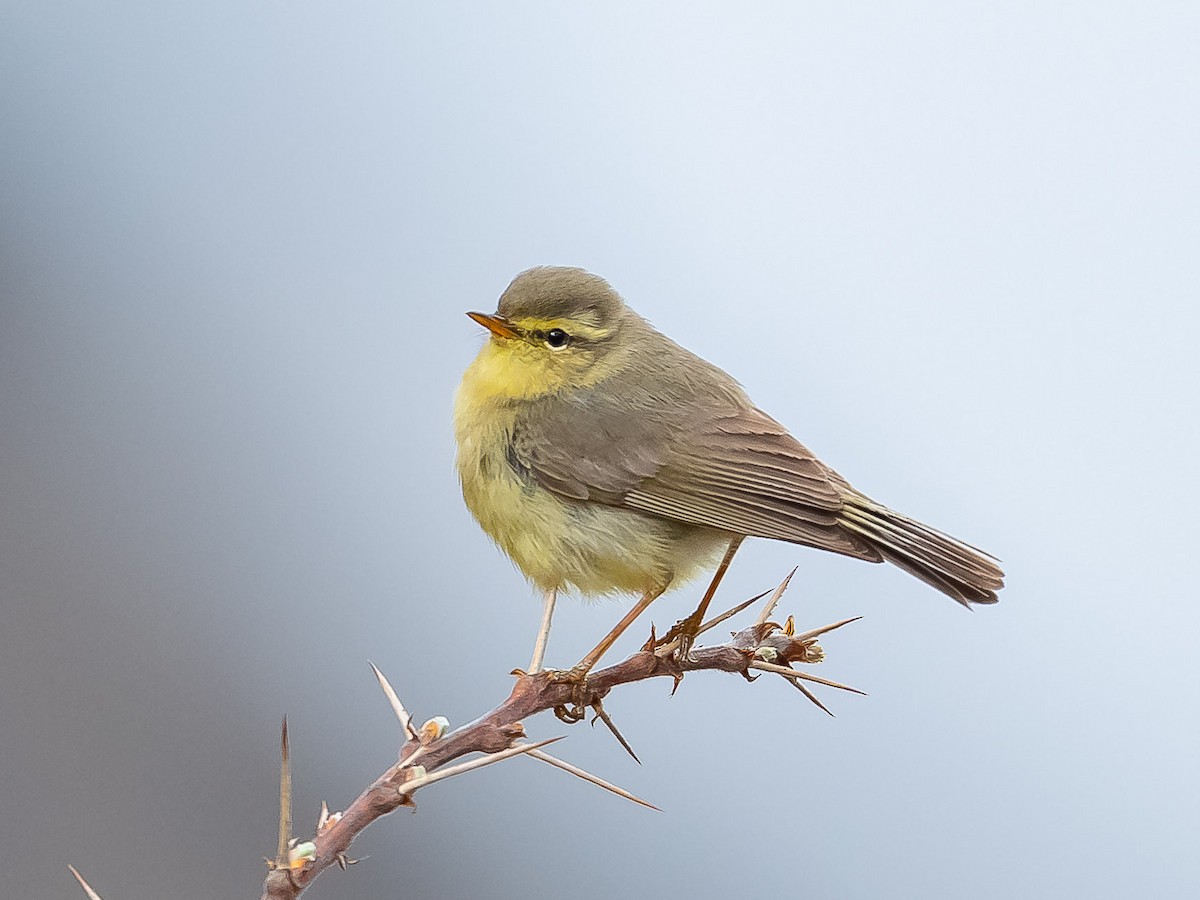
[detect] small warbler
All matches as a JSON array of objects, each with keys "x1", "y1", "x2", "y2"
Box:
[{"x1": 455, "y1": 267, "x2": 1003, "y2": 675}]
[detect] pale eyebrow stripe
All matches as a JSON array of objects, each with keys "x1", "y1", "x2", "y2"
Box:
[{"x1": 517, "y1": 317, "x2": 611, "y2": 342}]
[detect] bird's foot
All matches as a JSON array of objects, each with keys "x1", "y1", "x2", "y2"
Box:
[
  {"x1": 645, "y1": 608, "x2": 706, "y2": 697},
  {"x1": 546, "y1": 664, "x2": 592, "y2": 724},
  {"x1": 658, "y1": 608, "x2": 705, "y2": 662}
]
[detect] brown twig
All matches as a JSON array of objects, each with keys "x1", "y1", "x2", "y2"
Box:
[{"x1": 258, "y1": 592, "x2": 861, "y2": 900}]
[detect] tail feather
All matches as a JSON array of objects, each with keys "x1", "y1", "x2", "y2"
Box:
[{"x1": 839, "y1": 495, "x2": 1004, "y2": 607}]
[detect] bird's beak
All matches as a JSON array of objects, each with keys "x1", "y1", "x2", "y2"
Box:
[{"x1": 466, "y1": 311, "x2": 519, "y2": 339}]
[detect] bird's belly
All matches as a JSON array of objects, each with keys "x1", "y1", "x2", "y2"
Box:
[{"x1": 458, "y1": 445, "x2": 725, "y2": 596}]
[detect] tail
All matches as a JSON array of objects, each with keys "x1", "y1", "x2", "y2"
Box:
[{"x1": 838, "y1": 493, "x2": 1004, "y2": 607}]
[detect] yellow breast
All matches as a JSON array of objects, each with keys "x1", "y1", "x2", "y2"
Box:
[{"x1": 454, "y1": 345, "x2": 724, "y2": 595}]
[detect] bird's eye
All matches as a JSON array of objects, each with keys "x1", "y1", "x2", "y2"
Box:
[{"x1": 544, "y1": 328, "x2": 570, "y2": 350}]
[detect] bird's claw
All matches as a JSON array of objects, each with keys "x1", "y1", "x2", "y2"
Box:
[
  {"x1": 547, "y1": 665, "x2": 591, "y2": 723},
  {"x1": 660, "y1": 609, "x2": 705, "y2": 661}
]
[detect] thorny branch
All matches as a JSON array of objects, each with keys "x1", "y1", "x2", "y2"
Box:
[{"x1": 67, "y1": 576, "x2": 864, "y2": 900}]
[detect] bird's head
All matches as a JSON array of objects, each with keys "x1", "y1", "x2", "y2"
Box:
[{"x1": 465, "y1": 267, "x2": 634, "y2": 400}]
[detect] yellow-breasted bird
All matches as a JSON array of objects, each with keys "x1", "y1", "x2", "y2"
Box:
[{"x1": 455, "y1": 266, "x2": 1003, "y2": 677}]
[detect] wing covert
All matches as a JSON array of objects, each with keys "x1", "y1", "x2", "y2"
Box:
[{"x1": 511, "y1": 396, "x2": 876, "y2": 560}]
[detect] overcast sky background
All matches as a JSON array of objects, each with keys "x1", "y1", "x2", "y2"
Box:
[{"x1": 2, "y1": 3, "x2": 1198, "y2": 899}]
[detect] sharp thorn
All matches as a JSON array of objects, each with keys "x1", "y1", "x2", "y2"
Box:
[
  {"x1": 749, "y1": 659, "x2": 867, "y2": 695},
  {"x1": 277, "y1": 716, "x2": 292, "y2": 867},
  {"x1": 527, "y1": 748, "x2": 661, "y2": 810},
  {"x1": 67, "y1": 866, "x2": 105, "y2": 900},
  {"x1": 590, "y1": 698, "x2": 641, "y2": 764},
  {"x1": 640, "y1": 622, "x2": 658, "y2": 652},
  {"x1": 398, "y1": 737, "x2": 565, "y2": 794},
  {"x1": 790, "y1": 616, "x2": 863, "y2": 643},
  {"x1": 369, "y1": 661, "x2": 419, "y2": 740},
  {"x1": 781, "y1": 673, "x2": 836, "y2": 716},
  {"x1": 754, "y1": 567, "x2": 798, "y2": 627},
  {"x1": 669, "y1": 665, "x2": 685, "y2": 696},
  {"x1": 696, "y1": 589, "x2": 772, "y2": 637}
]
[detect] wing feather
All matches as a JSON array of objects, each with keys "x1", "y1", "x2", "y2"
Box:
[{"x1": 513, "y1": 395, "x2": 878, "y2": 561}]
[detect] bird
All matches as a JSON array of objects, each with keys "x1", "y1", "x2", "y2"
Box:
[{"x1": 454, "y1": 266, "x2": 1003, "y2": 679}]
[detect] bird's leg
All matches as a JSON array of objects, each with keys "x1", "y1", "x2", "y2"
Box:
[
  {"x1": 550, "y1": 586, "x2": 664, "y2": 721},
  {"x1": 527, "y1": 587, "x2": 558, "y2": 675},
  {"x1": 661, "y1": 536, "x2": 743, "y2": 660},
  {"x1": 574, "y1": 586, "x2": 665, "y2": 674}
]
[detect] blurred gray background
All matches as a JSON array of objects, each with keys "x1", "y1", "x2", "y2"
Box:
[{"x1": 2, "y1": 3, "x2": 1197, "y2": 899}]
